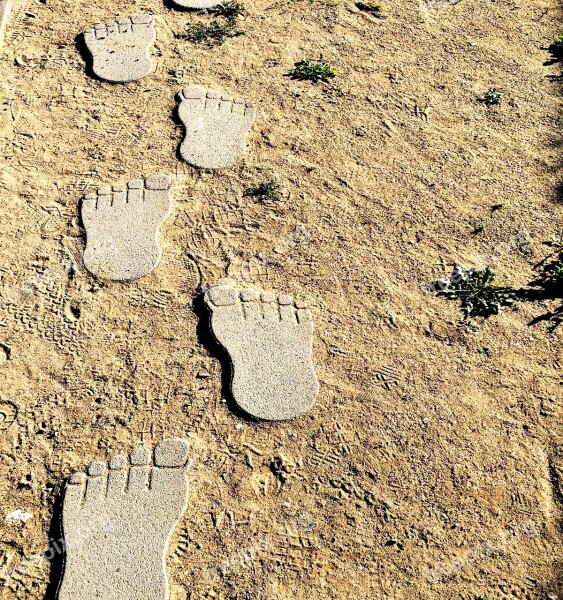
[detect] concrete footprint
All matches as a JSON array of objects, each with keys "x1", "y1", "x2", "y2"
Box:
[
  {"x1": 57, "y1": 438, "x2": 191, "y2": 600},
  {"x1": 204, "y1": 285, "x2": 319, "y2": 421},
  {"x1": 83, "y1": 14, "x2": 156, "y2": 83},
  {"x1": 81, "y1": 174, "x2": 173, "y2": 282},
  {"x1": 177, "y1": 86, "x2": 255, "y2": 169}
]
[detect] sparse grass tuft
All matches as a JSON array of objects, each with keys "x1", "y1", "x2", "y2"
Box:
[
  {"x1": 178, "y1": 21, "x2": 242, "y2": 46},
  {"x1": 287, "y1": 59, "x2": 337, "y2": 83},
  {"x1": 177, "y1": 1, "x2": 245, "y2": 47},
  {"x1": 244, "y1": 180, "x2": 282, "y2": 203},
  {"x1": 214, "y1": 1, "x2": 247, "y2": 23},
  {"x1": 479, "y1": 88, "x2": 502, "y2": 106},
  {"x1": 551, "y1": 260, "x2": 563, "y2": 280}
]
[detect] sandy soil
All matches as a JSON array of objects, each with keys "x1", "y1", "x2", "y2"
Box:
[{"x1": 0, "y1": 0, "x2": 561, "y2": 598}]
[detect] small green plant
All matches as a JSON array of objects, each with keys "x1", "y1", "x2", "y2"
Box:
[
  {"x1": 433, "y1": 238, "x2": 563, "y2": 330},
  {"x1": 479, "y1": 88, "x2": 502, "y2": 106},
  {"x1": 355, "y1": 1, "x2": 383, "y2": 15},
  {"x1": 287, "y1": 60, "x2": 337, "y2": 83},
  {"x1": 244, "y1": 180, "x2": 282, "y2": 203},
  {"x1": 552, "y1": 260, "x2": 563, "y2": 279},
  {"x1": 432, "y1": 266, "x2": 517, "y2": 320},
  {"x1": 214, "y1": 0, "x2": 246, "y2": 22},
  {"x1": 177, "y1": 1, "x2": 245, "y2": 47},
  {"x1": 178, "y1": 20, "x2": 243, "y2": 46}
]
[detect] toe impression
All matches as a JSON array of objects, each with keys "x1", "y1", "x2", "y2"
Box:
[
  {"x1": 154, "y1": 438, "x2": 191, "y2": 468},
  {"x1": 205, "y1": 285, "x2": 240, "y2": 308}
]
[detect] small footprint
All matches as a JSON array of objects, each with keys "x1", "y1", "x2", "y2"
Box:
[
  {"x1": 204, "y1": 285, "x2": 319, "y2": 421},
  {"x1": 0, "y1": 400, "x2": 17, "y2": 431},
  {"x1": 83, "y1": 14, "x2": 156, "y2": 83},
  {"x1": 57, "y1": 439, "x2": 191, "y2": 600},
  {"x1": 81, "y1": 175, "x2": 173, "y2": 282},
  {"x1": 177, "y1": 86, "x2": 256, "y2": 169}
]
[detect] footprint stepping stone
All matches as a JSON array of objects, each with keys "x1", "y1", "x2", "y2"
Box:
[
  {"x1": 81, "y1": 174, "x2": 173, "y2": 282},
  {"x1": 204, "y1": 285, "x2": 319, "y2": 421},
  {"x1": 83, "y1": 14, "x2": 156, "y2": 83},
  {"x1": 177, "y1": 86, "x2": 256, "y2": 169},
  {"x1": 57, "y1": 438, "x2": 191, "y2": 600}
]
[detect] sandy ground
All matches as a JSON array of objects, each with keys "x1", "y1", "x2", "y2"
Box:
[{"x1": 0, "y1": 0, "x2": 561, "y2": 598}]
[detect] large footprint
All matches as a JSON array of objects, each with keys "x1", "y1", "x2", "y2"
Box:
[
  {"x1": 81, "y1": 174, "x2": 173, "y2": 282},
  {"x1": 204, "y1": 285, "x2": 319, "y2": 421},
  {"x1": 177, "y1": 86, "x2": 256, "y2": 169},
  {"x1": 57, "y1": 438, "x2": 191, "y2": 600},
  {"x1": 83, "y1": 14, "x2": 156, "y2": 83}
]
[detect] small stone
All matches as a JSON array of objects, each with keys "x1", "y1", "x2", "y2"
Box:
[{"x1": 5, "y1": 509, "x2": 33, "y2": 526}]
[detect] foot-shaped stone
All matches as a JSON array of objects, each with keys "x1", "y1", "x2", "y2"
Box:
[
  {"x1": 81, "y1": 174, "x2": 173, "y2": 281},
  {"x1": 83, "y1": 15, "x2": 156, "y2": 83},
  {"x1": 57, "y1": 438, "x2": 191, "y2": 600},
  {"x1": 204, "y1": 285, "x2": 319, "y2": 420},
  {"x1": 177, "y1": 86, "x2": 256, "y2": 169}
]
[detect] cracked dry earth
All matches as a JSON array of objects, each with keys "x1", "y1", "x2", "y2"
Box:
[{"x1": 0, "y1": 0, "x2": 561, "y2": 599}]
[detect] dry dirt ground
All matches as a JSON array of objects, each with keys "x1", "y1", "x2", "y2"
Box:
[{"x1": 0, "y1": 0, "x2": 562, "y2": 598}]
